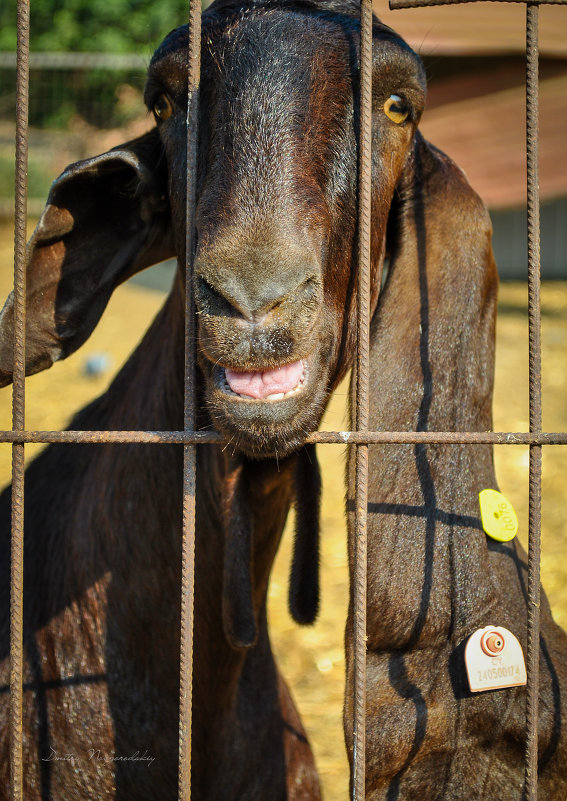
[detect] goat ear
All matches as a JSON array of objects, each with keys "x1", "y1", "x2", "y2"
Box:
[
  {"x1": 346, "y1": 133, "x2": 499, "y2": 651},
  {"x1": 0, "y1": 128, "x2": 173, "y2": 387},
  {"x1": 289, "y1": 444, "x2": 321, "y2": 625},
  {"x1": 350, "y1": 132, "x2": 499, "y2": 602},
  {"x1": 374, "y1": 131, "x2": 499, "y2": 433}
]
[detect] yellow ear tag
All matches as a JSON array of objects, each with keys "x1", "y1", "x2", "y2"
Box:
[{"x1": 479, "y1": 489, "x2": 518, "y2": 542}]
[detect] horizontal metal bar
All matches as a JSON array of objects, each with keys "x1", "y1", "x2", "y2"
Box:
[
  {"x1": 389, "y1": 0, "x2": 566, "y2": 8},
  {"x1": 0, "y1": 430, "x2": 565, "y2": 445},
  {"x1": 0, "y1": 51, "x2": 146, "y2": 70}
]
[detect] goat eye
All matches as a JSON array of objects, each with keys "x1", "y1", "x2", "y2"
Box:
[
  {"x1": 153, "y1": 94, "x2": 173, "y2": 121},
  {"x1": 383, "y1": 95, "x2": 410, "y2": 125}
]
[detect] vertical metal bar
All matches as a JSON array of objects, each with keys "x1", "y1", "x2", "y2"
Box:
[
  {"x1": 10, "y1": 1, "x2": 29, "y2": 799},
  {"x1": 524, "y1": 5, "x2": 542, "y2": 800},
  {"x1": 353, "y1": 0, "x2": 372, "y2": 798},
  {"x1": 178, "y1": 0, "x2": 201, "y2": 798}
]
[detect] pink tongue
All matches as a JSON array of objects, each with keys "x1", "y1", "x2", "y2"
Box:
[{"x1": 225, "y1": 360, "x2": 304, "y2": 399}]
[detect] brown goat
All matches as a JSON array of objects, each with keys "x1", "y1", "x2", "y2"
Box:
[
  {"x1": 345, "y1": 113, "x2": 567, "y2": 796},
  {"x1": 0, "y1": 1, "x2": 358, "y2": 797},
  {"x1": 2, "y1": 0, "x2": 562, "y2": 799}
]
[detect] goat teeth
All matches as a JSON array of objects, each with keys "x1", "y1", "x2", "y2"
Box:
[{"x1": 266, "y1": 392, "x2": 285, "y2": 400}]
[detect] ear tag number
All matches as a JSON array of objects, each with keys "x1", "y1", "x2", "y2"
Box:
[
  {"x1": 479, "y1": 489, "x2": 518, "y2": 542},
  {"x1": 465, "y1": 626, "x2": 527, "y2": 692}
]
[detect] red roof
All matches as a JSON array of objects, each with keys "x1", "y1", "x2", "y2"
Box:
[
  {"x1": 419, "y1": 72, "x2": 567, "y2": 208},
  {"x1": 374, "y1": 1, "x2": 567, "y2": 57},
  {"x1": 370, "y1": 1, "x2": 567, "y2": 207}
]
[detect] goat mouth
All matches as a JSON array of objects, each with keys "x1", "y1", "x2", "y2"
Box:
[
  {"x1": 204, "y1": 348, "x2": 331, "y2": 458},
  {"x1": 219, "y1": 360, "x2": 307, "y2": 402}
]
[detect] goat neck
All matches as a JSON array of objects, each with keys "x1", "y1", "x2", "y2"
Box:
[
  {"x1": 345, "y1": 137, "x2": 567, "y2": 799},
  {"x1": 0, "y1": 280, "x2": 320, "y2": 800}
]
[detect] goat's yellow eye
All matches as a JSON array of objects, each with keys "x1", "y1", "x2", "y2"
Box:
[
  {"x1": 153, "y1": 94, "x2": 173, "y2": 121},
  {"x1": 384, "y1": 95, "x2": 410, "y2": 125}
]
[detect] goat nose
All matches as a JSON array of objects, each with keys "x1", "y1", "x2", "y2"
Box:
[{"x1": 195, "y1": 272, "x2": 319, "y2": 323}]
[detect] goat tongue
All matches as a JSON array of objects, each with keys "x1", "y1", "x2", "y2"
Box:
[{"x1": 225, "y1": 360, "x2": 303, "y2": 399}]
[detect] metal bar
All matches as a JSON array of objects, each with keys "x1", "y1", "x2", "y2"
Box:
[
  {"x1": 353, "y1": 0, "x2": 373, "y2": 797},
  {"x1": 390, "y1": 0, "x2": 566, "y2": 9},
  {"x1": 178, "y1": 0, "x2": 201, "y2": 798},
  {"x1": 3, "y1": 2, "x2": 564, "y2": 801},
  {"x1": 0, "y1": 51, "x2": 146, "y2": 69},
  {"x1": 10, "y1": 1, "x2": 29, "y2": 799},
  {"x1": 524, "y1": 5, "x2": 542, "y2": 798},
  {"x1": 0, "y1": 430, "x2": 567, "y2": 445}
]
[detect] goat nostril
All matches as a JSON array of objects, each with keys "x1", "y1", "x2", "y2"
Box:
[
  {"x1": 196, "y1": 276, "x2": 239, "y2": 319},
  {"x1": 195, "y1": 270, "x2": 321, "y2": 324},
  {"x1": 300, "y1": 276, "x2": 319, "y2": 301}
]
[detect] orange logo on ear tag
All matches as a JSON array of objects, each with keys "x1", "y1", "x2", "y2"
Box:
[
  {"x1": 479, "y1": 489, "x2": 518, "y2": 542},
  {"x1": 465, "y1": 626, "x2": 527, "y2": 693}
]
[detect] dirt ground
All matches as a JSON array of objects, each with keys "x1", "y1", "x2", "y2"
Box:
[{"x1": 0, "y1": 220, "x2": 566, "y2": 800}]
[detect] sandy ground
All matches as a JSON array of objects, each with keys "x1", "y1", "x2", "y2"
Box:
[{"x1": 0, "y1": 220, "x2": 566, "y2": 800}]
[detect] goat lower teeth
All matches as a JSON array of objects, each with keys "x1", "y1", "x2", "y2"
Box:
[{"x1": 267, "y1": 392, "x2": 285, "y2": 400}]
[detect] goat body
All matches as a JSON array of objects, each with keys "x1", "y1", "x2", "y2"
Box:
[
  {"x1": 345, "y1": 139, "x2": 567, "y2": 798},
  {"x1": 1, "y1": 0, "x2": 565, "y2": 798},
  {"x1": 0, "y1": 284, "x2": 320, "y2": 800}
]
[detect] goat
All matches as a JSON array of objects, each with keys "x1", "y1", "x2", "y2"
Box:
[
  {"x1": 344, "y1": 96, "x2": 567, "y2": 798},
  {"x1": 0, "y1": 1, "x2": 358, "y2": 797},
  {"x1": 1, "y1": 0, "x2": 561, "y2": 799}
]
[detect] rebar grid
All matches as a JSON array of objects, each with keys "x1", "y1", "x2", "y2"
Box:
[
  {"x1": 10, "y1": 1, "x2": 29, "y2": 799},
  {"x1": 178, "y1": 0, "x2": 201, "y2": 798},
  {"x1": 7, "y1": 0, "x2": 567, "y2": 799}
]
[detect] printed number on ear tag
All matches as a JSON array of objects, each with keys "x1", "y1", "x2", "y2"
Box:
[
  {"x1": 465, "y1": 626, "x2": 527, "y2": 693},
  {"x1": 479, "y1": 489, "x2": 518, "y2": 542}
]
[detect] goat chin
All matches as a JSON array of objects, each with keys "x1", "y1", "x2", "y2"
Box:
[{"x1": 202, "y1": 352, "x2": 332, "y2": 459}]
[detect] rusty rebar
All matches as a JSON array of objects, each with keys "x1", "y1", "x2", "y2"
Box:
[
  {"x1": 10, "y1": 1, "x2": 29, "y2": 799},
  {"x1": 178, "y1": 0, "x2": 201, "y2": 798},
  {"x1": 0, "y1": 429, "x2": 565, "y2": 445},
  {"x1": 353, "y1": 0, "x2": 373, "y2": 798},
  {"x1": 390, "y1": 0, "x2": 565, "y2": 8},
  {"x1": 524, "y1": 5, "x2": 542, "y2": 799}
]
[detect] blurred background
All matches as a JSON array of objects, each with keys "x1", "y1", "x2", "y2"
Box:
[{"x1": 0, "y1": 1, "x2": 566, "y2": 798}]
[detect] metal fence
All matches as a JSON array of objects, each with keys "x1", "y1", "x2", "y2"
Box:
[
  {"x1": 0, "y1": 52, "x2": 147, "y2": 132},
  {"x1": 6, "y1": 0, "x2": 567, "y2": 800},
  {"x1": 0, "y1": 51, "x2": 149, "y2": 218}
]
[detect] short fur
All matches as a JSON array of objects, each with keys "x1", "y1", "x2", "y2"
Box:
[{"x1": 345, "y1": 139, "x2": 567, "y2": 798}]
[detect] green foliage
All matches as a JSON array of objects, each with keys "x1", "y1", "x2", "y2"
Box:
[
  {"x1": 0, "y1": 0, "x2": 198, "y2": 131},
  {"x1": 0, "y1": 151, "x2": 53, "y2": 199},
  {"x1": 0, "y1": 63, "x2": 148, "y2": 128},
  {"x1": 0, "y1": 0, "x2": 192, "y2": 54}
]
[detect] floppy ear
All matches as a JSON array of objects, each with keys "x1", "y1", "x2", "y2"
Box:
[
  {"x1": 370, "y1": 132, "x2": 498, "y2": 435},
  {"x1": 347, "y1": 130, "x2": 500, "y2": 641},
  {"x1": 0, "y1": 128, "x2": 174, "y2": 386},
  {"x1": 345, "y1": 135, "x2": 566, "y2": 790}
]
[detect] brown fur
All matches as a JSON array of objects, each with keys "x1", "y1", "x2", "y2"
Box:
[{"x1": 345, "y1": 137, "x2": 567, "y2": 798}]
